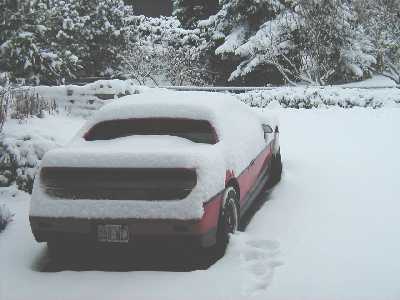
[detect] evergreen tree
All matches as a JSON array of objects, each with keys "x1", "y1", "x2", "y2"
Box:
[
  {"x1": 48, "y1": 0, "x2": 134, "y2": 77},
  {"x1": 0, "y1": 0, "x2": 79, "y2": 84},
  {"x1": 200, "y1": 0, "x2": 297, "y2": 85},
  {"x1": 173, "y1": 0, "x2": 218, "y2": 28},
  {"x1": 354, "y1": 0, "x2": 400, "y2": 83},
  {"x1": 201, "y1": 0, "x2": 377, "y2": 85},
  {"x1": 296, "y1": 0, "x2": 376, "y2": 84},
  {"x1": 0, "y1": 0, "x2": 134, "y2": 83}
]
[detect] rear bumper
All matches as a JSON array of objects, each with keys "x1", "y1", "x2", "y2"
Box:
[
  {"x1": 29, "y1": 193, "x2": 223, "y2": 248},
  {"x1": 30, "y1": 217, "x2": 217, "y2": 248}
]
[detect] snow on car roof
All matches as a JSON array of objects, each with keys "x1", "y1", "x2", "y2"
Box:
[
  {"x1": 74, "y1": 89, "x2": 269, "y2": 174},
  {"x1": 90, "y1": 89, "x2": 249, "y2": 125},
  {"x1": 74, "y1": 89, "x2": 260, "y2": 147}
]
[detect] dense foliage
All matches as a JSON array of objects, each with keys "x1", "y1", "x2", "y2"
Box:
[
  {"x1": 0, "y1": 0, "x2": 133, "y2": 83},
  {"x1": 48, "y1": 0, "x2": 134, "y2": 77},
  {"x1": 354, "y1": 0, "x2": 400, "y2": 83},
  {"x1": 0, "y1": 204, "x2": 13, "y2": 232},
  {"x1": 0, "y1": 0, "x2": 399, "y2": 85},
  {"x1": 199, "y1": 0, "x2": 390, "y2": 85},
  {"x1": 0, "y1": 0, "x2": 79, "y2": 84},
  {"x1": 120, "y1": 16, "x2": 208, "y2": 85},
  {"x1": 173, "y1": 0, "x2": 218, "y2": 28}
]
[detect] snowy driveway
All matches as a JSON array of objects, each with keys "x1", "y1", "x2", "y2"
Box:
[{"x1": 1, "y1": 108, "x2": 400, "y2": 300}]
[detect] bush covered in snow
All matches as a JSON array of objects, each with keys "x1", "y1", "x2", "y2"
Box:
[
  {"x1": 0, "y1": 203, "x2": 13, "y2": 233},
  {"x1": 0, "y1": 133, "x2": 58, "y2": 193},
  {"x1": 237, "y1": 87, "x2": 400, "y2": 109},
  {"x1": 0, "y1": 79, "x2": 142, "y2": 193},
  {"x1": 48, "y1": 0, "x2": 135, "y2": 78},
  {"x1": 0, "y1": 0, "x2": 134, "y2": 83},
  {"x1": 121, "y1": 16, "x2": 209, "y2": 86},
  {"x1": 0, "y1": 1, "x2": 80, "y2": 85},
  {"x1": 0, "y1": 0, "x2": 211, "y2": 86}
]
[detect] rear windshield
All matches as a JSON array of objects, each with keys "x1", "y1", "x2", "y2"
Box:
[{"x1": 84, "y1": 118, "x2": 218, "y2": 144}]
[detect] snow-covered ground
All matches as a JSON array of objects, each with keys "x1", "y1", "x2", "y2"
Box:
[
  {"x1": 1, "y1": 103, "x2": 400, "y2": 299},
  {"x1": 339, "y1": 74, "x2": 398, "y2": 88},
  {"x1": 250, "y1": 108, "x2": 400, "y2": 300}
]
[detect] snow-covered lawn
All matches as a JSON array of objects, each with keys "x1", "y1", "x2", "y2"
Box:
[{"x1": 1, "y1": 107, "x2": 400, "y2": 300}]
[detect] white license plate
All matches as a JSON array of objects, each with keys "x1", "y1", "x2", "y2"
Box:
[{"x1": 97, "y1": 224, "x2": 129, "y2": 243}]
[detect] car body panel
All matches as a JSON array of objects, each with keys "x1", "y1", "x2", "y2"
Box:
[
  {"x1": 29, "y1": 91, "x2": 279, "y2": 248},
  {"x1": 237, "y1": 141, "x2": 273, "y2": 211},
  {"x1": 30, "y1": 191, "x2": 224, "y2": 247}
]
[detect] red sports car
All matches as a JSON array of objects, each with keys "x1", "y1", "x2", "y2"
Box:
[{"x1": 29, "y1": 90, "x2": 281, "y2": 254}]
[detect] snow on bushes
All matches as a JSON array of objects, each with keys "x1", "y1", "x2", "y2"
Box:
[
  {"x1": 237, "y1": 87, "x2": 400, "y2": 109},
  {"x1": 0, "y1": 132, "x2": 59, "y2": 193},
  {"x1": 0, "y1": 0, "x2": 135, "y2": 83},
  {"x1": 0, "y1": 203, "x2": 13, "y2": 233},
  {"x1": 48, "y1": 0, "x2": 135, "y2": 78},
  {"x1": 121, "y1": 16, "x2": 208, "y2": 86},
  {"x1": 0, "y1": 80, "x2": 142, "y2": 193}
]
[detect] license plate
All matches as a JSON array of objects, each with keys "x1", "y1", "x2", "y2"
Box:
[{"x1": 97, "y1": 224, "x2": 129, "y2": 243}]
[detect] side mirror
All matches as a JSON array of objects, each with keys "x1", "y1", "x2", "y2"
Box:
[
  {"x1": 262, "y1": 124, "x2": 273, "y2": 141},
  {"x1": 262, "y1": 124, "x2": 273, "y2": 134}
]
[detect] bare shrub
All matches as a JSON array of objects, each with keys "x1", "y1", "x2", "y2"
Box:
[
  {"x1": 10, "y1": 90, "x2": 57, "y2": 121},
  {"x1": 163, "y1": 45, "x2": 208, "y2": 86},
  {"x1": 121, "y1": 43, "x2": 161, "y2": 86},
  {"x1": 121, "y1": 43, "x2": 208, "y2": 86},
  {"x1": 0, "y1": 204, "x2": 13, "y2": 232},
  {"x1": 0, "y1": 87, "x2": 13, "y2": 132}
]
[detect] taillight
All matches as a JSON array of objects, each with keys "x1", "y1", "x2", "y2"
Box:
[{"x1": 41, "y1": 167, "x2": 197, "y2": 200}]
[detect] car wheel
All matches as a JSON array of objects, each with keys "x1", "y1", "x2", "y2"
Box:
[
  {"x1": 269, "y1": 148, "x2": 282, "y2": 186},
  {"x1": 215, "y1": 186, "x2": 239, "y2": 254}
]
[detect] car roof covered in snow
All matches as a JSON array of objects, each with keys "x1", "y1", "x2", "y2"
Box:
[
  {"x1": 91, "y1": 89, "x2": 250, "y2": 124},
  {"x1": 77, "y1": 89, "x2": 261, "y2": 142}
]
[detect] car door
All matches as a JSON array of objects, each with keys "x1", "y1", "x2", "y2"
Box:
[
  {"x1": 247, "y1": 125, "x2": 274, "y2": 193},
  {"x1": 238, "y1": 124, "x2": 273, "y2": 208}
]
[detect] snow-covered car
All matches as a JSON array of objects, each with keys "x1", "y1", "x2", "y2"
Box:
[{"x1": 29, "y1": 90, "x2": 281, "y2": 253}]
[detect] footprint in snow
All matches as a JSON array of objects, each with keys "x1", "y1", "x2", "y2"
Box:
[{"x1": 228, "y1": 233, "x2": 282, "y2": 296}]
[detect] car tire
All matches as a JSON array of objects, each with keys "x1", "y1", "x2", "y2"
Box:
[
  {"x1": 269, "y1": 148, "x2": 282, "y2": 186},
  {"x1": 215, "y1": 186, "x2": 240, "y2": 256}
]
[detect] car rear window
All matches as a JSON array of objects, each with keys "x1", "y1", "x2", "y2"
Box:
[{"x1": 84, "y1": 118, "x2": 218, "y2": 144}]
